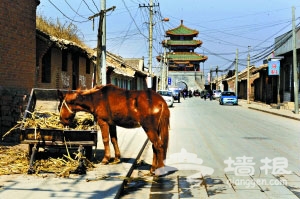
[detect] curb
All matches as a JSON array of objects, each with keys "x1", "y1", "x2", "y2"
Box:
[
  {"x1": 247, "y1": 107, "x2": 300, "y2": 121},
  {"x1": 114, "y1": 138, "x2": 149, "y2": 199}
]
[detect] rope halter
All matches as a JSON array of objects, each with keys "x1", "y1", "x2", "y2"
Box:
[{"x1": 60, "y1": 100, "x2": 74, "y2": 114}]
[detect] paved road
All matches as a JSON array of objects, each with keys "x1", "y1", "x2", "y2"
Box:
[{"x1": 121, "y1": 97, "x2": 300, "y2": 198}]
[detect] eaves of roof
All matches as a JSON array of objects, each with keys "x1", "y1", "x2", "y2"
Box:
[
  {"x1": 167, "y1": 52, "x2": 207, "y2": 62},
  {"x1": 36, "y1": 29, "x2": 94, "y2": 58},
  {"x1": 166, "y1": 22, "x2": 198, "y2": 36},
  {"x1": 164, "y1": 40, "x2": 202, "y2": 46}
]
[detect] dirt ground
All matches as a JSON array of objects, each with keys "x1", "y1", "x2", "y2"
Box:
[{"x1": 0, "y1": 141, "x2": 96, "y2": 178}]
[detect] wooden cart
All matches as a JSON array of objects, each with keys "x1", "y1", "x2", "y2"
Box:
[{"x1": 20, "y1": 88, "x2": 97, "y2": 173}]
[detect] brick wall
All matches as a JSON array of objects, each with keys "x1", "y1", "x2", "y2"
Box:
[
  {"x1": 0, "y1": 0, "x2": 39, "y2": 141},
  {"x1": 0, "y1": 0, "x2": 39, "y2": 90}
]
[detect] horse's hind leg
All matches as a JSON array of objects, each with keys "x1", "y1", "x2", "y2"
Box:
[
  {"x1": 109, "y1": 125, "x2": 121, "y2": 163},
  {"x1": 146, "y1": 130, "x2": 164, "y2": 174}
]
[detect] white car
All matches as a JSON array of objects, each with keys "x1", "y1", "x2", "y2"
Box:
[
  {"x1": 213, "y1": 90, "x2": 222, "y2": 99},
  {"x1": 157, "y1": 90, "x2": 174, "y2": 107}
]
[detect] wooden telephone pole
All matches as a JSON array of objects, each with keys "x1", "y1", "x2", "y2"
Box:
[
  {"x1": 292, "y1": 6, "x2": 299, "y2": 114},
  {"x1": 139, "y1": 1, "x2": 159, "y2": 88},
  {"x1": 89, "y1": 2, "x2": 115, "y2": 85}
]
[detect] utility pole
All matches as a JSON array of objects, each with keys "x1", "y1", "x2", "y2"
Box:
[
  {"x1": 139, "y1": 1, "x2": 159, "y2": 88},
  {"x1": 210, "y1": 68, "x2": 212, "y2": 90},
  {"x1": 162, "y1": 43, "x2": 167, "y2": 90},
  {"x1": 235, "y1": 49, "x2": 239, "y2": 96},
  {"x1": 149, "y1": 0, "x2": 153, "y2": 76},
  {"x1": 89, "y1": 2, "x2": 115, "y2": 85},
  {"x1": 247, "y1": 46, "x2": 251, "y2": 104},
  {"x1": 101, "y1": 0, "x2": 106, "y2": 85},
  {"x1": 160, "y1": 53, "x2": 165, "y2": 90},
  {"x1": 216, "y1": 66, "x2": 218, "y2": 90},
  {"x1": 292, "y1": 6, "x2": 299, "y2": 114}
]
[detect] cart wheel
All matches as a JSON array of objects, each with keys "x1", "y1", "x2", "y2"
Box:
[{"x1": 85, "y1": 146, "x2": 93, "y2": 160}]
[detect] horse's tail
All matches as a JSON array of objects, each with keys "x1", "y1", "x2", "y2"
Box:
[{"x1": 158, "y1": 103, "x2": 170, "y2": 160}]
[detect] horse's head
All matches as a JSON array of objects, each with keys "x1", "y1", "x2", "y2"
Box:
[{"x1": 57, "y1": 90, "x2": 77, "y2": 126}]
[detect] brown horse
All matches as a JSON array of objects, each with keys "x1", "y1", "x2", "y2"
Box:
[{"x1": 57, "y1": 84, "x2": 170, "y2": 174}]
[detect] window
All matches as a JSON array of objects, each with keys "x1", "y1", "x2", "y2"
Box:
[
  {"x1": 62, "y1": 50, "x2": 68, "y2": 71},
  {"x1": 86, "y1": 58, "x2": 90, "y2": 74},
  {"x1": 284, "y1": 64, "x2": 290, "y2": 91},
  {"x1": 42, "y1": 49, "x2": 51, "y2": 83}
]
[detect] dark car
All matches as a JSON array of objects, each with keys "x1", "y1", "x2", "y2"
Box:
[
  {"x1": 171, "y1": 89, "x2": 181, "y2": 103},
  {"x1": 219, "y1": 91, "x2": 238, "y2": 105},
  {"x1": 193, "y1": 89, "x2": 200, "y2": 97}
]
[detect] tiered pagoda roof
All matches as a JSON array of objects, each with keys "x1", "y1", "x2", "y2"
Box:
[
  {"x1": 162, "y1": 40, "x2": 202, "y2": 47},
  {"x1": 166, "y1": 20, "x2": 199, "y2": 36},
  {"x1": 157, "y1": 20, "x2": 207, "y2": 71}
]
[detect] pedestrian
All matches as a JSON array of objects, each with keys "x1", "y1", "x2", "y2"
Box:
[{"x1": 208, "y1": 89, "x2": 213, "y2": 101}]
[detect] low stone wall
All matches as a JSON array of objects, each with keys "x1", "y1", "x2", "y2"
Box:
[{"x1": 0, "y1": 87, "x2": 29, "y2": 142}]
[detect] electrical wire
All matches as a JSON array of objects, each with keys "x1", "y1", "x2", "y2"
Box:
[{"x1": 48, "y1": 0, "x2": 90, "y2": 23}]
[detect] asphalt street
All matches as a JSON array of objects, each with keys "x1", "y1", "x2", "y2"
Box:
[{"x1": 121, "y1": 97, "x2": 300, "y2": 199}]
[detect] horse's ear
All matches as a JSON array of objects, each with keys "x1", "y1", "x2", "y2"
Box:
[{"x1": 57, "y1": 90, "x2": 64, "y2": 101}]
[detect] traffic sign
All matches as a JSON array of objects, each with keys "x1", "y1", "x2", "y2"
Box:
[{"x1": 168, "y1": 77, "x2": 171, "y2": 85}]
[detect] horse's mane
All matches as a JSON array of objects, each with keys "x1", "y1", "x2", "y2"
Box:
[{"x1": 79, "y1": 85, "x2": 105, "y2": 96}]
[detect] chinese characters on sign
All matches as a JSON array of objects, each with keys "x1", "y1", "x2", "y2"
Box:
[
  {"x1": 268, "y1": 60, "x2": 280, "y2": 75},
  {"x1": 224, "y1": 156, "x2": 291, "y2": 176}
]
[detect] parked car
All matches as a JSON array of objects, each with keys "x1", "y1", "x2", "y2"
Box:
[
  {"x1": 219, "y1": 91, "x2": 238, "y2": 105},
  {"x1": 213, "y1": 90, "x2": 222, "y2": 99},
  {"x1": 157, "y1": 90, "x2": 174, "y2": 107},
  {"x1": 193, "y1": 89, "x2": 201, "y2": 97}
]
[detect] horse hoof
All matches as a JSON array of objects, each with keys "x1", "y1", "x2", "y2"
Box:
[
  {"x1": 146, "y1": 171, "x2": 155, "y2": 176},
  {"x1": 100, "y1": 160, "x2": 109, "y2": 165},
  {"x1": 149, "y1": 168, "x2": 156, "y2": 175},
  {"x1": 111, "y1": 158, "x2": 121, "y2": 164}
]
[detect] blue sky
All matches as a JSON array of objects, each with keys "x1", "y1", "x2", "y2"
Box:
[{"x1": 37, "y1": 0, "x2": 300, "y2": 76}]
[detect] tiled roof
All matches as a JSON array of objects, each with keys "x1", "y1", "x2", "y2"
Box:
[
  {"x1": 166, "y1": 20, "x2": 198, "y2": 36},
  {"x1": 164, "y1": 40, "x2": 202, "y2": 46},
  {"x1": 167, "y1": 52, "x2": 207, "y2": 62}
]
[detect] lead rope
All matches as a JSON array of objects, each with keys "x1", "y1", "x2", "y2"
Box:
[{"x1": 60, "y1": 100, "x2": 74, "y2": 114}]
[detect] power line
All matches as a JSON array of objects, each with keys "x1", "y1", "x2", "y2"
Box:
[
  {"x1": 48, "y1": 0, "x2": 90, "y2": 23},
  {"x1": 64, "y1": 0, "x2": 87, "y2": 20}
]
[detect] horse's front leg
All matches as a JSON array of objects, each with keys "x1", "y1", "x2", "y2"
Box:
[
  {"x1": 99, "y1": 122, "x2": 111, "y2": 164},
  {"x1": 109, "y1": 125, "x2": 121, "y2": 164}
]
